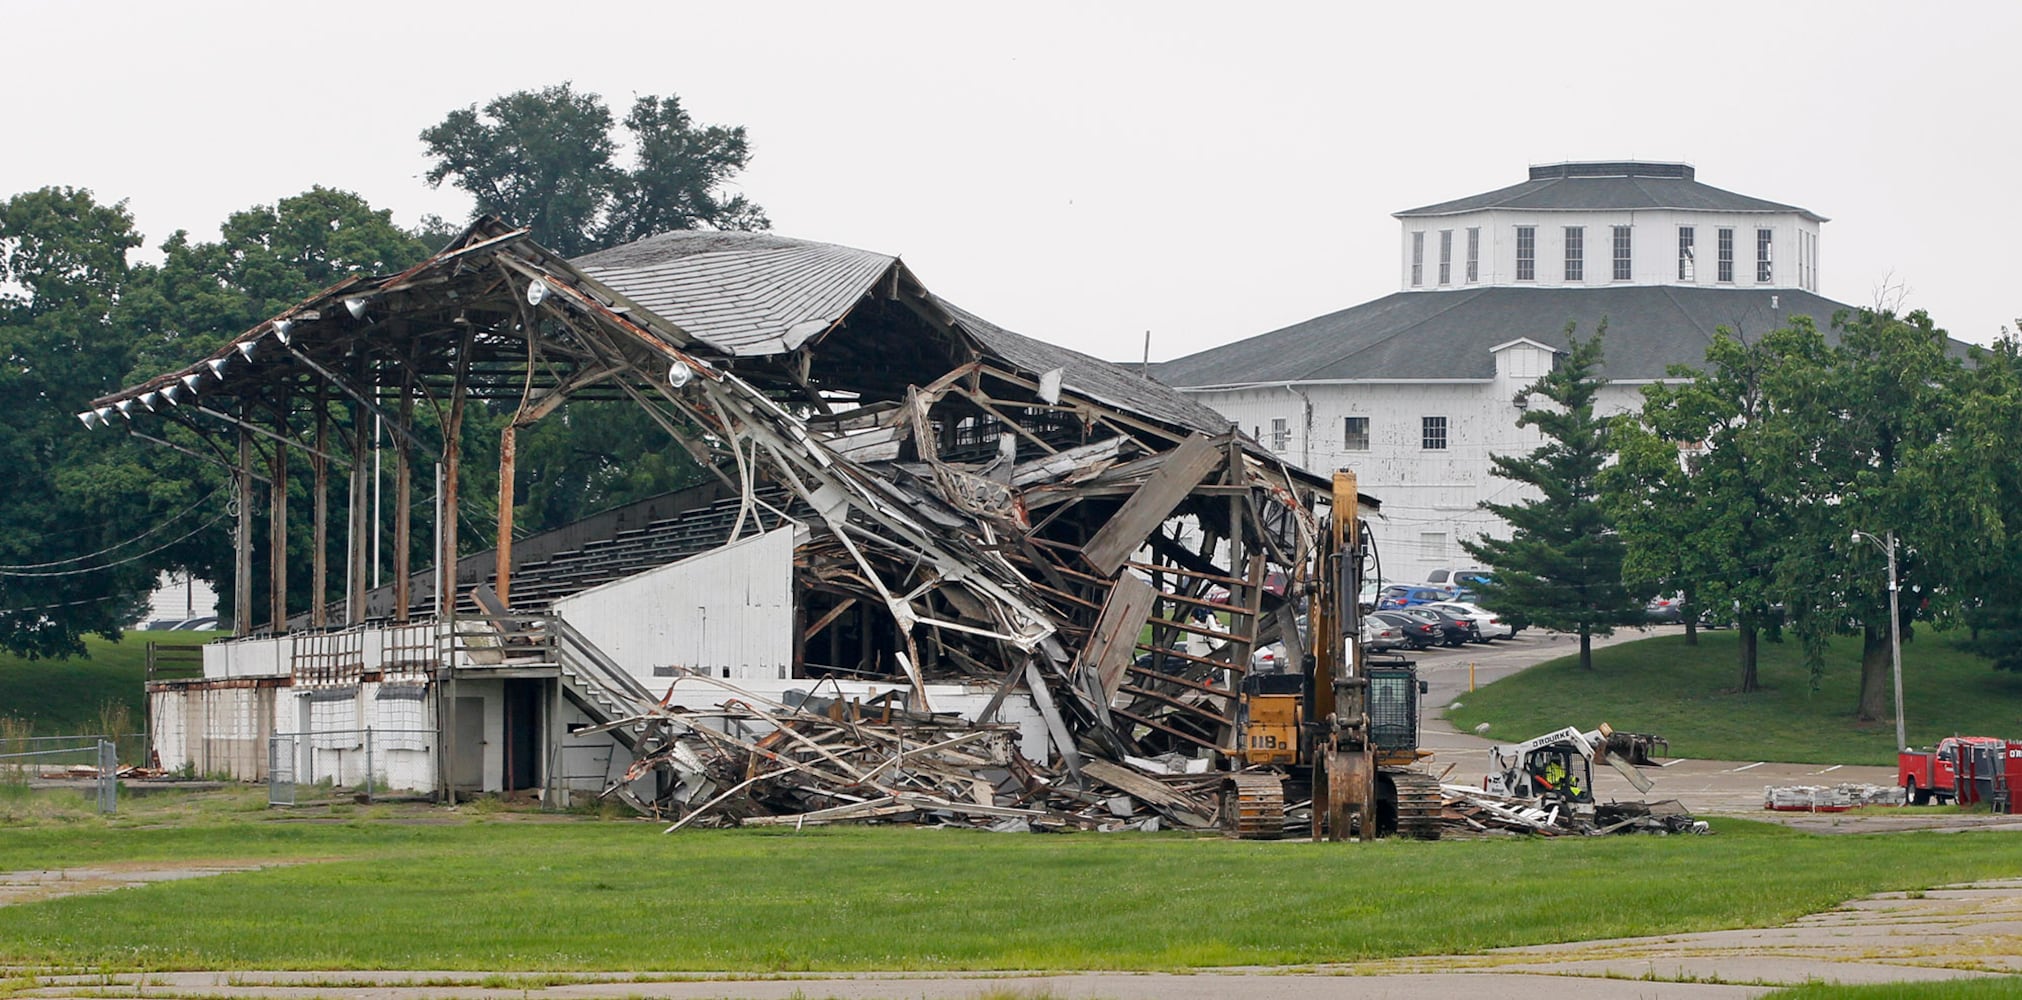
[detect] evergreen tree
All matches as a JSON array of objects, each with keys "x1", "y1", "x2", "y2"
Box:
[{"x1": 1463, "y1": 326, "x2": 1641, "y2": 669}]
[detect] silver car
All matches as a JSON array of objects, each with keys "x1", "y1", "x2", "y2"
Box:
[{"x1": 1426, "y1": 601, "x2": 1512, "y2": 640}]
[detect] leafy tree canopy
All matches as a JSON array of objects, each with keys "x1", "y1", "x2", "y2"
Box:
[{"x1": 420, "y1": 83, "x2": 768, "y2": 258}]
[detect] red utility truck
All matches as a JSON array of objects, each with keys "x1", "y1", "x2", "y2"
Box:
[{"x1": 1898, "y1": 736, "x2": 2019, "y2": 808}]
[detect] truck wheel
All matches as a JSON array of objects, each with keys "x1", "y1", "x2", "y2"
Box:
[{"x1": 1906, "y1": 782, "x2": 1931, "y2": 806}]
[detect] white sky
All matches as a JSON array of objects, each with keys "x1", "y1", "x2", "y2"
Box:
[{"x1": 9, "y1": 1, "x2": 2018, "y2": 360}]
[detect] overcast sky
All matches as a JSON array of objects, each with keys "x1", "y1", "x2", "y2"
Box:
[{"x1": 9, "y1": 1, "x2": 2017, "y2": 362}]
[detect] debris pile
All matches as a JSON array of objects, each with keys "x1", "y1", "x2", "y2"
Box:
[
  {"x1": 1764, "y1": 783, "x2": 1902, "y2": 812},
  {"x1": 1436, "y1": 785, "x2": 1707, "y2": 837},
  {"x1": 599, "y1": 680, "x2": 1219, "y2": 833}
]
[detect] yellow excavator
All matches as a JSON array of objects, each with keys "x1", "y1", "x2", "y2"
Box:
[{"x1": 1222, "y1": 470, "x2": 1442, "y2": 841}]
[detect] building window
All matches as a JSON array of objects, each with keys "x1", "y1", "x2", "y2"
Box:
[
  {"x1": 1678, "y1": 226, "x2": 1696, "y2": 281},
  {"x1": 1421, "y1": 415, "x2": 1448, "y2": 450},
  {"x1": 1717, "y1": 228, "x2": 1734, "y2": 283},
  {"x1": 1437, "y1": 229, "x2": 1452, "y2": 285},
  {"x1": 1515, "y1": 226, "x2": 1535, "y2": 281},
  {"x1": 1465, "y1": 227, "x2": 1480, "y2": 283},
  {"x1": 1564, "y1": 226, "x2": 1584, "y2": 281},
  {"x1": 1410, "y1": 231, "x2": 1424, "y2": 286},
  {"x1": 1612, "y1": 225, "x2": 1632, "y2": 281},
  {"x1": 1270, "y1": 417, "x2": 1289, "y2": 452},
  {"x1": 1419, "y1": 531, "x2": 1447, "y2": 562},
  {"x1": 1757, "y1": 228, "x2": 1773, "y2": 283},
  {"x1": 1343, "y1": 416, "x2": 1369, "y2": 450}
]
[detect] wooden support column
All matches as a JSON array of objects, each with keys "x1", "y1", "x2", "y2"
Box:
[
  {"x1": 234, "y1": 427, "x2": 254, "y2": 637},
  {"x1": 393, "y1": 390, "x2": 413, "y2": 623},
  {"x1": 268, "y1": 432, "x2": 288, "y2": 633},
  {"x1": 312, "y1": 397, "x2": 329, "y2": 628},
  {"x1": 495, "y1": 424, "x2": 516, "y2": 607},
  {"x1": 347, "y1": 403, "x2": 369, "y2": 624}
]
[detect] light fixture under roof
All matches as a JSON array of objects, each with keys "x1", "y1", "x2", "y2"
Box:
[
  {"x1": 77, "y1": 411, "x2": 98, "y2": 429},
  {"x1": 181, "y1": 373, "x2": 204, "y2": 393},
  {"x1": 525, "y1": 279, "x2": 550, "y2": 307},
  {"x1": 666, "y1": 359, "x2": 694, "y2": 389},
  {"x1": 160, "y1": 383, "x2": 182, "y2": 405},
  {"x1": 96, "y1": 406, "x2": 116, "y2": 424},
  {"x1": 272, "y1": 319, "x2": 293, "y2": 344},
  {"x1": 115, "y1": 399, "x2": 135, "y2": 418},
  {"x1": 236, "y1": 341, "x2": 257, "y2": 360},
  {"x1": 344, "y1": 297, "x2": 369, "y2": 320},
  {"x1": 138, "y1": 391, "x2": 158, "y2": 411},
  {"x1": 208, "y1": 357, "x2": 230, "y2": 378}
]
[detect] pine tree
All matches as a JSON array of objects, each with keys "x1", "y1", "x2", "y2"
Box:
[{"x1": 1463, "y1": 326, "x2": 1642, "y2": 669}]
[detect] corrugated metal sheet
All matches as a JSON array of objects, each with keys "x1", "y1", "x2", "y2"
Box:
[
  {"x1": 551, "y1": 526, "x2": 794, "y2": 686},
  {"x1": 573, "y1": 232, "x2": 895, "y2": 357}
]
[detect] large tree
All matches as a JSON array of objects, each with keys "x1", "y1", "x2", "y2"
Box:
[
  {"x1": 420, "y1": 83, "x2": 768, "y2": 258},
  {"x1": 1606, "y1": 325, "x2": 1800, "y2": 691},
  {"x1": 1754, "y1": 308, "x2": 1964, "y2": 722},
  {"x1": 0, "y1": 188, "x2": 158, "y2": 656},
  {"x1": 1463, "y1": 327, "x2": 1642, "y2": 669}
]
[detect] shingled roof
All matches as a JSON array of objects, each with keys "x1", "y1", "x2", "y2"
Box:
[
  {"x1": 1152, "y1": 285, "x2": 1864, "y2": 387},
  {"x1": 1395, "y1": 162, "x2": 1826, "y2": 223}
]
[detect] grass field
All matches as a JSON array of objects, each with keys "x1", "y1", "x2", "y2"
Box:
[
  {"x1": 0, "y1": 631, "x2": 222, "y2": 737},
  {"x1": 0, "y1": 786, "x2": 2018, "y2": 973},
  {"x1": 1448, "y1": 628, "x2": 2022, "y2": 765},
  {"x1": 1761, "y1": 980, "x2": 2022, "y2": 998}
]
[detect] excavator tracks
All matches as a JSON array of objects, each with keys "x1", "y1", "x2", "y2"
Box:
[
  {"x1": 1390, "y1": 769, "x2": 1445, "y2": 841},
  {"x1": 1221, "y1": 773, "x2": 1287, "y2": 840}
]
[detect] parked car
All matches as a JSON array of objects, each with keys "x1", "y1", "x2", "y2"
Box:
[
  {"x1": 1426, "y1": 601, "x2": 1511, "y2": 640},
  {"x1": 1361, "y1": 615, "x2": 1406, "y2": 652},
  {"x1": 1369, "y1": 610, "x2": 1443, "y2": 650},
  {"x1": 1426, "y1": 567, "x2": 1494, "y2": 595},
  {"x1": 1402, "y1": 605, "x2": 1479, "y2": 646},
  {"x1": 1375, "y1": 585, "x2": 1450, "y2": 610},
  {"x1": 1644, "y1": 593, "x2": 1685, "y2": 624}
]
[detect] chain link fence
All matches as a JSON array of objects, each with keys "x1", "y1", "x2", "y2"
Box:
[
  {"x1": 266, "y1": 728, "x2": 433, "y2": 807},
  {"x1": 0, "y1": 736, "x2": 123, "y2": 814}
]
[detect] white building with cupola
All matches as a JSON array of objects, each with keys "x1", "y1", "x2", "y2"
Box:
[{"x1": 1154, "y1": 161, "x2": 1883, "y2": 583}]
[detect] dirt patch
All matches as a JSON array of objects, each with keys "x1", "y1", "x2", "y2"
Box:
[{"x1": 0, "y1": 861, "x2": 285, "y2": 907}]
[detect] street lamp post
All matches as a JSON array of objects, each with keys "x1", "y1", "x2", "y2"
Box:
[{"x1": 1852, "y1": 529, "x2": 1905, "y2": 752}]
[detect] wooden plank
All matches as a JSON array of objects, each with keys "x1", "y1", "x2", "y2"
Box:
[
  {"x1": 1082, "y1": 759, "x2": 1214, "y2": 820},
  {"x1": 1079, "y1": 573, "x2": 1157, "y2": 702},
  {"x1": 1079, "y1": 433, "x2": 1224, "y2": 575}
]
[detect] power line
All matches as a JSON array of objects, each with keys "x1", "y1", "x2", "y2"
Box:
[
  {"x1": 0, "y1": 514, "x2": 228, "y2": 579},
  {"x1": 0, "y1": 482, "x2": 228, "y2": 571}
]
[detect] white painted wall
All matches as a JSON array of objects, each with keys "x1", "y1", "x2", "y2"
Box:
[
  {"x1": 552, "y1": 526, "x2": 795, "y2": 687},
  {"x1": 1400, "y1": 209, "x2": 1820, "y2": 291}
]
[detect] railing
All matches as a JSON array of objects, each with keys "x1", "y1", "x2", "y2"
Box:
[
  {"x1": 291, "y1": 627, "x2": 366, "y2": 686},
  {"x1": 448, "y1": 611, "x2": 557, "y2": 668}
]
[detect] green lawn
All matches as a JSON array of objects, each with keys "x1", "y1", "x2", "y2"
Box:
[
  {"x1": 1448, "y1": 629, "x2": 2022, "y2": 765},
  {"x1": 0, "y1": 787, "x2": 2017, "y2": 972},
  {"x1": 1761, "y1": 980, "x2": 2022, "y2": 999},
  {"x1": 0, "y1": 630, "x2": 219, "y2": 736}
]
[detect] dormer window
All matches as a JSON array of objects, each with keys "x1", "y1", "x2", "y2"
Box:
[
  {"x1": 1612, "y1": 225, "x2": 1632, "y2": 281},
  {"x1": 1564, "y1": 226, "x2": 1584, "y2": 282},
  {"x1": 1466, "y1": 228, "x2": 1480, "y2": 283},
  {"x1": 1438, "y1": 230, "x2": 1453, "y2": 285},
  {"x1": 1757, "y1": 228, "x2": 1774, "y2": 283},
  {"x1": 1678, "y1": 226, "x2": 1696, "y2": 281},
  {"x1": 1411, "y1": 231, "x2": 1424, "y2": 286},
  {"x1": 1515, "y1": 227, "x2": 1536, "y2": 281},
  {"x1": 1717, "y1": 228, "x2": 1735, "y2": 283}
]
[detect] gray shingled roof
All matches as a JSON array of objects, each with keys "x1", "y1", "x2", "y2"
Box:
[
  {"x1": 934, "y1": 298, "x2": 1236, "y2": 437},
  {"x1": 1152, "y1": 286, "x2": 1870, "y2": 386},
  {"x1": 574, "y1": 231, "x2": 897, "y2": 356},
  {"x1": 1396, "y1": 162, "x2": 1825, "y2": 223},
  {"x1": 577, "y1": 231, "x2": 1235, "y2": 438}
]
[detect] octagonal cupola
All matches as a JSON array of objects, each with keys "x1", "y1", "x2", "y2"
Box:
[{"x1": 1391, "y1": 161, "x2": 1826, "y2": 293}]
